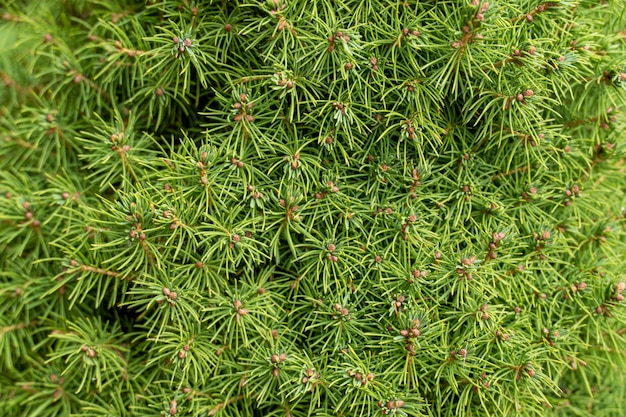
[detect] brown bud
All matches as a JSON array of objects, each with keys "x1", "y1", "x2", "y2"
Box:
[
  {"x1": 169, "y1": 291, "x2": 178, "y2": 301},
  {"x1": 224, "y1": 23, "x2": 232, "y2": 32},
  {"x1": 237, "y1": 308, "x2": 249, "y2": 316}
]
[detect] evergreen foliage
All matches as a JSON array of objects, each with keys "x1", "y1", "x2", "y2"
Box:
[{"x1": 1, "y1": 0, "x2": 626, "y2": 416}]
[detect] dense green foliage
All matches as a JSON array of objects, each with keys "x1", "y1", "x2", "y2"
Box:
[{"x1": 1, "y1": 0, "x2": 626, "y2": 416}]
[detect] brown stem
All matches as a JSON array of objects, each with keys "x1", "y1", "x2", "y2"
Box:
[
  {"x1": 510, "y1": 3, "x2": 556, "y2": 23},
  {"x1": 7, "y1": 137, "x2": 37, "y2": 149},
  {"x1": 0, "y1": 320, "x2": 38, "y2": 337},
  {"x1": 564, "y1": 116, "x2": 599, "y2": 128},
  {"x1": 208, "y1": 396, "x2": 244, "y2": 416},
  {"x1": 78, "y1": 264, "x2": 133, "y2": 281},
  {"x1": 73, "y1": 71, "x2": 111, "y2": 103},
  {"x1": 1, "y1": 72, "x2": 31, "y2": 95},
  {"x1": 114, "y1": 146, "x2": 138, "y2": 183},
  {"x1": 492, "y1": 165, "x2": 531, "y2": 181}
]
